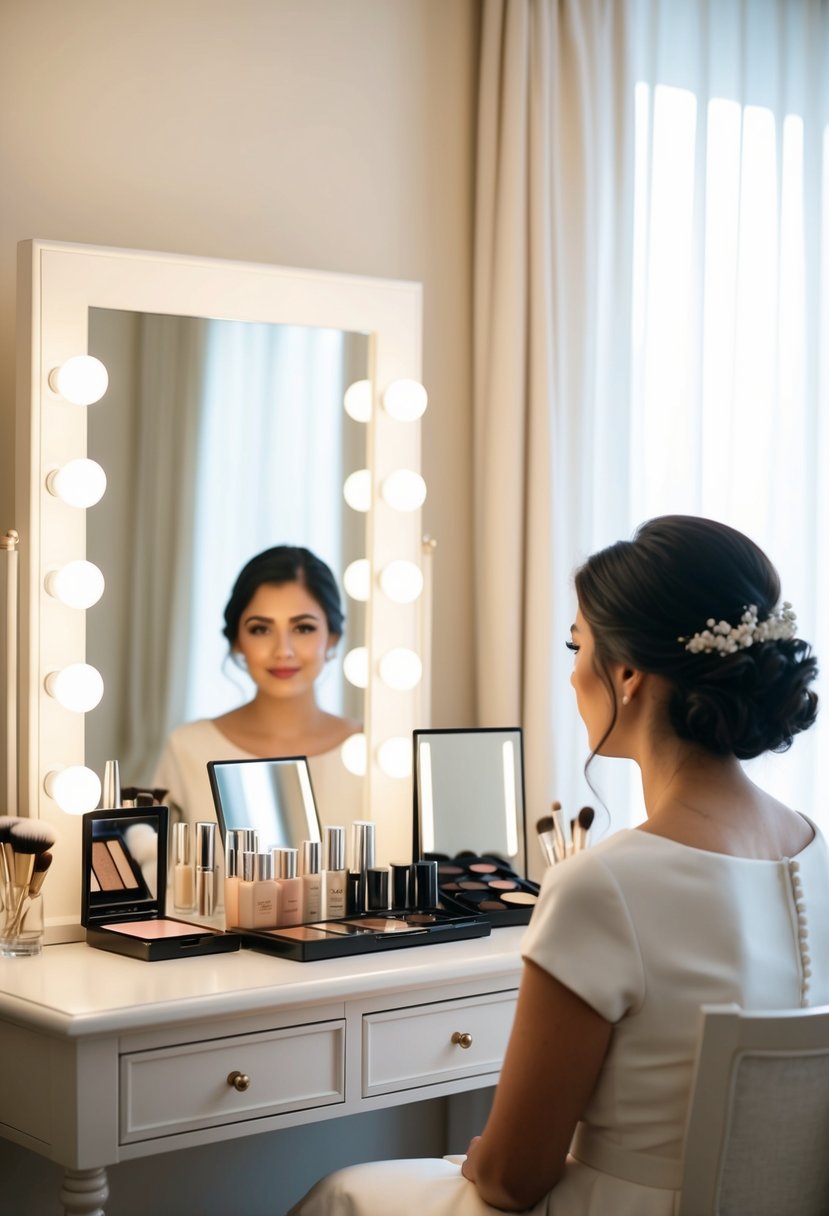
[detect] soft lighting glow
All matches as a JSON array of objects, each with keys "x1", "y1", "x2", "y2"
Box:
[
  {"x1": 343, "y1": 646, "x2": 369, "y2": 689},
  {"x1": 381, "y1": 469, "x2": 426, "y2": 512},
  {"x1": 343, "y1": 558, "x2": 371, "y2": 602},
  {"x1": 45, "y1": 560, "x2": 105, "y2": 609},
  {"x1": 418, "y1": 741, "x2": 434, "y2": 852},
  {"x1": 502, "y1": 741, "x2": 519, "y2": 856},
  {"x1": 45, "y1": 663, "x2": 104, "y2": 713},
  {"x1": 48, "y1": 356, "x2": 109, "y2": 405},
  {"x1": 377, "y1": 736, "x2": 412, "y2": 779},
  {"x1": 46, "y1": 459, "x2": 107, "y2": 508},
  {"x1": 343, "y1": 469, "x2": 372, "y2": 512},
  {"x1": 343, "y1": 379, "x2": 373, "y2": 423},
  {"x1": 379, "y1": 647, "x2": 422, "y2": 691},
  {"x1": 379, "y1": 559, "x2": 423, "y2": 603},
  {"x1": 341, "y1": 732, "x2": 367, "y2": 776},
  {"x1": 45, "y1": 766, "x2": 102, "y2": 815},
  {"x1": 383, "y1": 378, "x2": 428, "y2": 421}
]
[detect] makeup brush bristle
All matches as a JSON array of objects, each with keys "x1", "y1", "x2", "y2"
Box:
[
  {"x1": 9, "y1": 820, "x2": 58, "y2": 854},
  {"x1": 536, "y1": 815, "x2": 555, "y2": 835},
  {"x1": 551, "y1": 800, "x2": 562, "y2": 811},
  {"x1": 578, "y1": 806, "x2": 595, "y2": 831},
  {"x1": 28, "y1": 851, "x2": 54, "y2": 897},
  {"x1": 0, "y1": 815, "x2": 23, "y2": 842},
  {"x1": 33, "y1": 850, "x2": 53, "y2": 873}
]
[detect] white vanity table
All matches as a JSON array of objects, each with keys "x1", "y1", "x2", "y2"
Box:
[{"x1": 0, "y1": 929, "x2": 523, "y2": 1216}]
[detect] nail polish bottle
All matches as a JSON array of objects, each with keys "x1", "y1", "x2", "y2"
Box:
[
  {"x1": 223, "y1": 830, "x2": 240, "y2": 928},
  {"x1": 322, "y1": 826, "x2": 347, "y2": 919},
  {"x1": 173, "y1": 822, "x2": 195, "y2": 911},
  {"x1": 195, "y1": 821, "x2": 217, "y2": 917},
  {"x1": 238, "y1": 851, "x2": 278, "y2": 929},
  {"x1": 273, "y1": 847, "x2": 302, "y2": 927},
  {"x1": 300, "y1": 840, "x2": 322, "y2": 922}
]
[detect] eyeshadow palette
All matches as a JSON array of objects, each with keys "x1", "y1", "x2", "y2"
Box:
[
  {"x1": 81, "y1": 806, "x2": 241, "y2": 962},
  {"x1": 232, "y1": 908, "x2": 490, "y2": 962},
  {"x1": 413, "y1": 728, "x2": 539, "y2": 926},
  {"x1": 432, "y1": 854, "x2": 540, "y2": 927}
]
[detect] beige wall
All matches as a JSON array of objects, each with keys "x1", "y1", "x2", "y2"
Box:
[{"x1": 0, "y1": 0, "x2": 478, "y2": 739}]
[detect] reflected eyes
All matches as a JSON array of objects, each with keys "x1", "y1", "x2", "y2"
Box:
[{"x1": 246, "y1": 622, "x2": 318, "y2": 637}]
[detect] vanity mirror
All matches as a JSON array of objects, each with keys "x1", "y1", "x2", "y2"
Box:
[{"x1": 16, "y1": 239, "x2": 426, "y2": 922}]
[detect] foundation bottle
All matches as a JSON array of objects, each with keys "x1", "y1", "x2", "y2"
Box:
[
  {"x1": 300, "y1": 840, "x2": 322, "y2": 922},
  {"x1": 238, "y1": 851, "x2": 278, "y2": 929},
  {"x1": 223, "y1": 831, "x2": 240, "y2": 928},
  {"x1": 172, "y1": 822, "x2": 195, "y2": 911},
  {"x1": 273, "y1": 847, "x2": 302, "y2": 927},
  {"x1": 322, "y1": 826, "x2": 347, "y2": 919}
]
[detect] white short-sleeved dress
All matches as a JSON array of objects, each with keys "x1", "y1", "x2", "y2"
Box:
[{"x1": 291, "y1": 819, "x2": 829, "y2": 1216}]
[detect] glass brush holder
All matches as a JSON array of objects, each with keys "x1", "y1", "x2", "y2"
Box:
[{"x1": 0, "y1": 860, "x2": 47, "y2": 957}]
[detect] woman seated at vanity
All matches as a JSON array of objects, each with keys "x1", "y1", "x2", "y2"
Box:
[
  {"x1": 290, "y1": 514, "x2": 828, "y2": 1215},
  {"x1": 153, "y1": 545, "x2": 363, "y2": 831}
]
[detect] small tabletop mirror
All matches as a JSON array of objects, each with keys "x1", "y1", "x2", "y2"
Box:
[{"x1": 208, "y1": 756, "x2": 322, "y2": 849}]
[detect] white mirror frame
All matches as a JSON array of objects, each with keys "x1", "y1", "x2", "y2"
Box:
[{"x1": 16, "y1": 239, "x2": 424, "y2": 922}]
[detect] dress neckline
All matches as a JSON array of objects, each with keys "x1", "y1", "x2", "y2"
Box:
[{"x1": 628, "y1": 812, "x2": 818, "y2": 864}]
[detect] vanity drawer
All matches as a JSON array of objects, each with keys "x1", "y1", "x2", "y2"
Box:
[
  {"x1": 120, "y1": 1019, "x2": 345, "y2": 1142},
  {"x1": 363, "y1": 990, "x2": 517, "y2": 1097}
]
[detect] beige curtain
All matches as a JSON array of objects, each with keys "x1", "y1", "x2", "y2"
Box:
[{"x1": 474, "y1": 0, "x2": 636, "y2": 852}]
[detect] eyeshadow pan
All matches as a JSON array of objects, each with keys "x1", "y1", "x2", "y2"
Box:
[
  {"x1": 479, "y1": 900, "x2": 506, "y2": 911},
  {"x1": 459, "y1": 881, "x2": 488, "y2": 890},
  {"x1": 438, "y1": 864, "x2": 464, "y2": 876},
  {"x1": 440, "y1": 882, "x2": 462, "y2": 891},
  {"x1": 92, "y1": 840, "x2": 123, "y2": 891},
  {"x1": 500, "y1": 891, "x2": 538, "y2": 906},
  {"x1": 469, "y1": 862, "x2": 498, "y2": 874},
  {"x1": 106, "y1": 838, "x2": 140, "y2": 889},
  {"x1": 489, "y1": 879, "x2": 518, "y2": 890}
]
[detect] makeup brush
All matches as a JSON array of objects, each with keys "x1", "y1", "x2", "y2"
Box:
[
  {"x1": 0, "y1": 816, "x2": 23, "y2": 888},
  {"x1": 535, "y1": 815, "x2": 558, "y2": 867},
  {"x1": 572, "y1": 806, "x2": 595, "y2": 852},
  {"x1": 28, "y1": 851, "x2": 53, "y2": 898},
  {"x1": 4, "y1": 821, "x2": 58, "y2": 937},
  {"x1": 550, "y1": 801, "x2": 569, "y2": 862}
]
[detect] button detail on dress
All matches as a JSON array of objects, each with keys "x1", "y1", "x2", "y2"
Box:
[{"x1": 786, "y1": 858, "x2": 811, "y2": 1007}]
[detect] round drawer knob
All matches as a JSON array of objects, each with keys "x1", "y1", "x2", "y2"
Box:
[
  {"x1": 452, "y1": 1031, "x2": 473, "y2": 1049},
  {"x1": 227, "y1": 1070, "x2": 250, "y2": 1092}
]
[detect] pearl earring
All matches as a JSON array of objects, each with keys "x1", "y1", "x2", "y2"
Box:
[{"x1": 622, "y1": 694, "x2": 630, "y2": 706}]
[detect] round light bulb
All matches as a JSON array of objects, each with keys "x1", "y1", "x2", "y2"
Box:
[
  {"x1": 45, "y1": 560, "x2": 105, "y2": 609},
  {"x1": 343, "y1": 469, "x2": 372, "y2": 513},
  {"x1": 381, "y1": 469, "x2": 426, "y2": 512},
  {"x1": 343, "y1": 646, "x2": 369, "y2": 689},
  {"x1": 379, "y1": 647, "x2": 422, "y2": 691},
  {"x1": 45, "y1": 765, "x2": 102, "y2": 815},
  {"x1": 46, "y1": 459, "x2": 107, "y2": 508},
  {"x1": 45, "y1": 663, "x2": 104, "y2": 713},
  {"x1": 341, "y1": 732, "x2": 367, "y2": 777},
  {"x1": 48, "y1": 356, "x2": 109, "y2": 405},
  {"x1": 377, "y1": 736, "x2": 412, "y2": 779},
  {"x1": 383, "y1": 378, "x2": 428, "y2": 422},
  {"x1": 343, "y1": 559, "x2": 371, "y2": 602},
  {"x1": 343, "y1": 379, "x2": 373, "y2": 423},
  {"x1": 379, "y1": 560, "x2": 423, "y2": 604}
]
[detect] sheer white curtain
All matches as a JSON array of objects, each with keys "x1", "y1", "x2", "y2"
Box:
[{"x1": 474, "y1": 0, "x2": 829, "y2": 855}]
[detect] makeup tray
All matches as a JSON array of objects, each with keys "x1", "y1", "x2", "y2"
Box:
[
  {"x1": 209, "y1": 754, "x2": 491, "y2": 962},
  {"x1": 81, "y1": 806, "x2": 241, "y2": 962},
  {"x1": 413, "y1": 727, "x2": 541, "y2": 927}
]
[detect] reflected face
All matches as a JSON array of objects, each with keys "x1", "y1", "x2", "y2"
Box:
[
  {"x1": 234, "y1": 581, "x2": 336, "y2": 701},
  {"x1": 569, "y1": 608, "x2": 614, "y2": 751}
]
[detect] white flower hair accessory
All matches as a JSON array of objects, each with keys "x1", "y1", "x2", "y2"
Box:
[{"x1": 679, "y1": 602, "x2": 797, "y2": 656}]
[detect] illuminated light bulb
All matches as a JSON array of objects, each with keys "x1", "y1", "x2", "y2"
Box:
[
  {"x1": 46, "y1": 459, "x2": 107, "y2": 508},
  {"x1": 381, "y1": 469, "x2": 426, "y2": 512},
  {"x1": 343, "y1": 379, "x2": 372, "y2": 423},
  {"x1": 341, "y1": 732, "x2": 367, "y2": 777},
  {"x1": 383, "y1": 378, "x2": 428, "y2": 422},
  {"x1": 45, "y1": 560, "x2": 105, "y2": 610},
  {"x1": 343, "y1": 469, "x2": 372, "y2": 513},
  {"x1": 343, "y1": 559, "x2": 371, "y2": 602},
  {"x1": 379, "y1": 647, "x2": 422, "y2": 691},
  {"x1": 379, "y1": 559, "x2": 423, "y2": 604},
  {"x1": 48, "y1": 356, "x2": 109, "y2": 405},
  {"x1": 45, "y1": 663, "x2": 104, "y2": 713},
  {"x1": 377, "y1": 737, "x2": 412, "y2": 779},
  {"x1": 45, "y1": 765, "x2": 102, "y2": 815},
  {"x1": 343, "y1": 646, "x2": 369, "y2": 689}
]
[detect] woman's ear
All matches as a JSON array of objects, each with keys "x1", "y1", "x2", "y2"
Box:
[{"x1": 619, "y1": 666, "x2": 644, "y2": 706}]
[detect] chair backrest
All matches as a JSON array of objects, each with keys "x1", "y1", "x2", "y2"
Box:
[{"x1": 678, "y1": 1002, "x2": 829, "y2": 1216}]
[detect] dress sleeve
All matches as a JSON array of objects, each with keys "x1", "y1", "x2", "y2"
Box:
[{"x1": 521, "y1": 848, "x2": 646, "y2": 1023}]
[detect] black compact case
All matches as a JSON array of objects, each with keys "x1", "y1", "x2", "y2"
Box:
[
  {"x1": 81, "y1": 806, "x2": 240, "y2": 962},
  {"x1": 413, "y1": 727, "x2": 541, "y2": 927},
  {"x1": 208, "y1": 755, "x2": 490, "y2": 962}
]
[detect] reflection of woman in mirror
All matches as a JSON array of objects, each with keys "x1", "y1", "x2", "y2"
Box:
[
  {"x1": 291, "y1": 516, "x2": 827, "y2": 1216},
  {"x1": 153, "y1": 546, "x2": 362, "y2": 831}
]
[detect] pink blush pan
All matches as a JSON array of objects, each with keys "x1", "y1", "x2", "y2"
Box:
[{"x1": 101, "y1": 919, "x2": 216, "y2": 939}]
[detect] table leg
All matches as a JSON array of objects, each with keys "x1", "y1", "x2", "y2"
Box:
[{"x1": 60, "y1": 1166, "x2": 109, "y2": 1216}]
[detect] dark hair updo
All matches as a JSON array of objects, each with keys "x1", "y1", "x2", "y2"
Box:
[
  {"x1": 222, "y1": 545, "x2": 345, "y2": 645},
  {"x1": 575, "y1": 515, "x2": 818, "y2": 760}
]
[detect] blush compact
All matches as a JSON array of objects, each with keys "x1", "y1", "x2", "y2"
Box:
[
  {"x1": 81, "y1": 806, "x2": 240, "y2": 961},
  {"x1": 413, "y1": 727, "x2": 540, "y2": 927}
]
